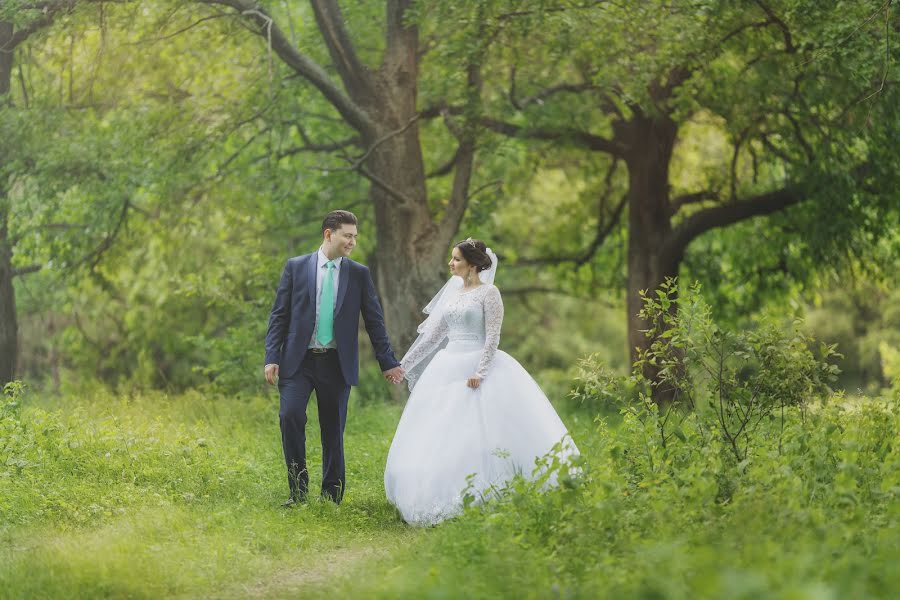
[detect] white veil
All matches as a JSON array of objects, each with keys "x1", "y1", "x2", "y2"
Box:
[{"x1": 403, "y1": 247, "x2": 498, "y2": 391}]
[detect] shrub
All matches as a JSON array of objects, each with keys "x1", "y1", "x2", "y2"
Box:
[{"x1": 575, "y1": 279, "x2": 842, "y2": 462}]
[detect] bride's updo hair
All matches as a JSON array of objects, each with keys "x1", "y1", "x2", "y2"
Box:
[{"x1": 454, "y1": 238, "x2": 492, "y2": 272}]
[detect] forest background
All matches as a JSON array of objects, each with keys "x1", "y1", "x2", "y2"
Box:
[{"x1": 1, "y1": 1, "x2": 897, "y2": 598}]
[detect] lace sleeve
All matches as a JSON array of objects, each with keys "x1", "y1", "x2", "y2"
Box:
[
  {"x1": 475, "y1": 285, "x2": 504, "y2": 379},
  {"x1": 400, "y1": 315, "x2": 450, "y2": 373}
]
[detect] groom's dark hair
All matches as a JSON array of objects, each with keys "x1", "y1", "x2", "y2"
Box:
[{"x1": 322, "y1": 210, "x2": 358, "y2": 233}]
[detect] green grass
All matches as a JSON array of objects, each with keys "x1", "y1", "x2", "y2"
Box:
[
  {"x1": 0, "y1": 388, "x2": 417, "y2": 598},
  {"x1": 1, "y1": 385, "x2": 896, "y2": 599}
]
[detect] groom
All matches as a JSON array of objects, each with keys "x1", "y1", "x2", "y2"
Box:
[{"x1": 264, "y1": 210, "x2": 404, "y2": 506}]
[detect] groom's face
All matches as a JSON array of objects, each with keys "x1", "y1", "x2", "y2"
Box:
[{"x1": 324, "y1": 224, "x2": 358, "y2": 258}]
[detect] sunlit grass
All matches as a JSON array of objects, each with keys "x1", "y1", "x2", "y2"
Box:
[
  {"x1": 0, "y1": 386, "x2": 415, "y2": 598},
  {"x1": 2, "y1": 385, "x2": 895, "y2": 599}
]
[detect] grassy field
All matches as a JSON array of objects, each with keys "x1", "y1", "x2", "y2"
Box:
[{"x1": 1, "y1": 383, "x2": 896, "y2": 599}]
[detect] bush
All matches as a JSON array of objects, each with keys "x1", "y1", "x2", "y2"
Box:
[
  {"x1": 575, "y1": 279, "x2": 841, "y2": 461},
  {"x1": 351, "y1": 389, "x2": 898, "y2": 599},
  {"x1": 375, "y1": 280, "x2": 896, "y2": 599}
]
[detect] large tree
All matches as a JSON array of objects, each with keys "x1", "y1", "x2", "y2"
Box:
[
  {"x1": 451, "y1": 0, "x2": 899, "y2": 402},
  {"x1": 30, "y1": 0, "x2": 519, "y2": 358},
  {"x1": 0, "y1": 4, "x2": 65, "y2": 384},
  {"x1": 170, "y1": 0, "x2": 500, "y2": 353}
]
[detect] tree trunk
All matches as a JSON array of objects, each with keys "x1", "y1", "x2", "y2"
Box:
[
  {"x1": 622, "y1": 111, "x2": 682, "y2": 406},
  {"x1": 0, "y1": 205, "x2": 17, "y2": 388},
  {"x1": 0, "y1": 21, "x2": 18, "y2": 386},
  {"x1": 351, "y1": 4, "x2": 461, "y2": 358},
  {"x1": 367, "y1": 127, "x2": 445, "y2": 354},
  {"x1": 196, "y1": 1, "x2": 467, "y2": 364},
  {"x1": 0, "y1": 21, "x2": 12, "y2": 98}
]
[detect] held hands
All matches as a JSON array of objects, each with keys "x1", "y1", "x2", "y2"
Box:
[
  {"x1": 383, "y1": 366, "x2": 405, "y2": 385},
  {"x1": 467, "y1": 375, "x2": 483, "y2": 389}
]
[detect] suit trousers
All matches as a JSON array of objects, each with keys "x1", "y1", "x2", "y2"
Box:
[{"x1": 278, "y1": 350, "x2": 351, "y2": 503}]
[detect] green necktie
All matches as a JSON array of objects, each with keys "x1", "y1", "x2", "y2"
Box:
[{"x1": 317, "y1": 261, "x2": 336, "y2": 346}]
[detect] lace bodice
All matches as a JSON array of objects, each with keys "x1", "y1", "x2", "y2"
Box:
[{"x1": 401, "y1": 284, "x2": 504, "y2": 380}]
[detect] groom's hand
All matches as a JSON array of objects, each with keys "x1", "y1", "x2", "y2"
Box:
[
  {"x1": 467, "y1": 375, "x2": 483, "y2": 389},
  {"x1": 265, "y1": 364, "x2": 279, "y2": 385},
  {"x1": 383, "y1": 366, "x2": 404, "y2": 385}
]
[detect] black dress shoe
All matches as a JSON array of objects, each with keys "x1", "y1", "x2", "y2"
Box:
[{"x1": 281, "y1": 495, "x2": 306, "y2": 508}]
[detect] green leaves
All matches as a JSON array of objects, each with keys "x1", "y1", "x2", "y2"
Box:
[
  {"x1": 573, "y1": 278, "x2": 853, "y2": 464},
  {"x1": 352, "y1": 392, "x2": 899, "y2": 598}
]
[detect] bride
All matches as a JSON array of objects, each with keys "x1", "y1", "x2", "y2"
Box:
[{"x1": 384, "y1": 238, "x2": 579, "y2": 526}]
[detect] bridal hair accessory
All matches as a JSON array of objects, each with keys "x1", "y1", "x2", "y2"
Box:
[
  {"x1": 479, "y1": 247, "x2": 497, "y2": 285},
  {"x1": 464, "y1": 237, "x2": 477, "y2": 248}
]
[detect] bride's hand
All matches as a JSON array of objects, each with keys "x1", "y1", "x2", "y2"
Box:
[{"x1": 467, "y1": 376, "x2": 482, "y2": 389}]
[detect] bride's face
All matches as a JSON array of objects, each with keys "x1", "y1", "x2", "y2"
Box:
[{"x1": 448, "y1": 247, "x2": 472, "y2": 277}]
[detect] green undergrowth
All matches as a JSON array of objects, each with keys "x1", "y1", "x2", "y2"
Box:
[
  {"x1": 336, "y1": 398, "x2": 898, "y2": 599},
  {"x1": 1, "y1": 380, "x2": 895, "y2": 599}
]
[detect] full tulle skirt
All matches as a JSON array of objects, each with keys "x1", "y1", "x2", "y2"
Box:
[{"x1": 384, "y1": 342, "x2": 578, "y2": 526}]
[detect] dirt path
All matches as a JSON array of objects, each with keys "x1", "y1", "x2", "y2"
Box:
[{"x1": 210, "y1": 537, "x2": 405, "y2": 599}]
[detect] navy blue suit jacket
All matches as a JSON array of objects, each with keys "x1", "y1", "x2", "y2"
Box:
[{"x1": 264, "y1": 253, "x2": 400, "y2": 385}]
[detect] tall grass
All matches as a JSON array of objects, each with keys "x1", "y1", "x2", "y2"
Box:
[
  {"x1": 2, "y1": 379, "x2": 896, "y2": 599},
  {"x1": 334, "y1": 398, "x2": 898, "y2": 599},
  {"x1": 0, "y1": 383, "x2": 415, "y2": 598}
]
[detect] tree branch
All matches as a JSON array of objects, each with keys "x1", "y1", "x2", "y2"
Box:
[
  {"x1": 198, "y1": 0, "x2": 375, "y2": 136},
  {"x1": 70, "y1": 198, "x2": 130, "y2": 271},
  {"x1": 426, "y1": 144, "x2": 461, "y2": 178},
  {"x1": 667, "y1": 187, "x2": 804, "y2": 258},
  {"x1": 133, "y1": 13, "x2": 231, "y2": 44},
  {"x1": 280, "y1": 120, "x2": 363, "y2": 159},
  {"x1": 275, "y1": 135, "x2": 360, "y2": 159},
  {"x1": 508, "y1": 70, "x2": 595, "y2": 111},
  {"x1": 759, "y1": 133, "x2": 796, "y2": 164},
  {"x1": 12, "y1": 263, "x2": 43, "y2": 277},
  {"x1": 719, "y1": 19, "x2": 776, "y2": 46},
  {"x1": 1, "y1": 0, "x2": 75, "y2": 52},
  {"x1": 670, "y1": 190, "x2": 720, "y2": 215},
  {"x1": 520, "y1": 191, "x2": 627, "y2": 267},
  {"x1": 782, "y1": 109, "x2": 815, "y2": 163},
  {"x1": 479, "y1": 116, "x2": 626, "y2": 157},
  {"x1": 439, "y1": 64, "x2": 480, "y2": 238},
  {"x1": 518, "y1": 158, "x2": 626, "y2": 266},
  {"x1": 753, "y1": 0, "x2": 796, "y2": 53},
  {"x1": 424, "y1": 103, "x2": 624, "y2": 154},
  {"x1": 356, "y1": 165, "x2": 417, "y2": 206},
  {"x1": 351, "y1": 113, "x2": 420, "y2": 169},
  {"x1": 309, "y1": 0, "x2": 373, "y2": 100},
  {"x1": 316, "y1": 117, "x2": 423, "y2": 206}
]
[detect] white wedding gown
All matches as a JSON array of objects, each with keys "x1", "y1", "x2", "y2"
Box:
[{"x1": 384, "y1": 283, "x2": 578, "y2": 526}]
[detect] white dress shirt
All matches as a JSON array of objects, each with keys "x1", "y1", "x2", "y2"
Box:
[{"x1": 309, "y1": 248, "x2": 342, "y2": 349}]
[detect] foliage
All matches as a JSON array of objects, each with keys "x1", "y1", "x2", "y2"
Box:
[
  {"x1": 0, "y1": 381, "x2": 414, "y2": 597},
  {"x1": 634, "y1": 278, "x2": 841, "y2": 459},
  {"x1": 574, "y1": 279, "x2": 845, "y2": 464},
  {"x1": 338, "y1": 393, "x2": 898, "y2": 599},
  {"x1": 2, "y1": 0, "x2": 895, "y2": 395},
  {"x1": 1, "y1": 369, "x2": 896, "y2": 598},
  {"x1": 450, "y1": 0, "x2": 900, "y2": 350},
  {"x1": 802, "y1": 277, "x2": 900, "y2": 392}
]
